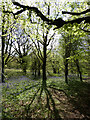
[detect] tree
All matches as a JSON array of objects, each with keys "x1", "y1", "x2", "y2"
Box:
[
  {"x1": 29, "y1": 52, "x2": 41, "y2": 77},
  {"x1": 26, "y1": 7, "x2": 56, "y2": 88},
  {"x1": 4, "y1": 20, "x2": 16, "y2": 66},
  {"x1": 1, "y1": 1, "x2": 16, "y2": 82},
  {"x1": 12, "y1": 27, "x2": 31, "y2": 74},
  {"x1": 20, "y1": 2, "x2": 61, "y2": 118},
  {"x1": 59, "y1": 32, "x2": 72, "y2": 83},
  {"x1": 49, "y1": 49, "x2": 61, "y2": 74},
  {"x1": 1, "y1": 5, "x2": 6, "y2": 83}
]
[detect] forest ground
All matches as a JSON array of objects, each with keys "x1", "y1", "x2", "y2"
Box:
[{"x1": 1, "y1": 69, "x2": 90, "y2": 119}]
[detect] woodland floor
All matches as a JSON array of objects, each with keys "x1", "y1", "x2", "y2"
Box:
[
  {"x1": 1, "y1": 75, "x2": 90, "y2": 120},
  {"x1": 50, "y1": 87, "x2": 90, "y2": 120}
]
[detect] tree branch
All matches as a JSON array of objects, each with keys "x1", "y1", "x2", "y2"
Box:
[
  {"x1": 47, "y1": 32, "x2": 55, "y2": 46},
  {"x1": 12, "y1": 1, "x2": 53, "y2": 23},
  {"x1": 62, "y1": 9, "x2": 90, "y2": 15},
  {"x1": 5, "y1": 1, "x2": 90, "y2": 29}
]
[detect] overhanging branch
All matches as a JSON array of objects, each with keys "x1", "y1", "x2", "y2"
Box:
[
  {"x1": 5, "y1": 1, "x2": 90, "y2": 29},
  {"x1": 62, "y1": 9, "x2": 90, "y2": 15}
]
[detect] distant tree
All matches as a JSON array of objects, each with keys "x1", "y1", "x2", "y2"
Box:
[
  {"x1": 12, "y1": 28, "x2": 31, "y2": 74},
  {"x1": 1, "y1": 2, "x2": 16, "y2": 82},
  {"x1": 27, "y1": 21, "x2": 55, "y2": 87},
  {"x1": 29, "y1": 53, "x2": 41, "y2": 77},
  {"x1": 49, "y1": 49, "x2": 61, "y2": 74},
  {"x1": 60, "y1": 32, "x2": 72, "y2": 83}
]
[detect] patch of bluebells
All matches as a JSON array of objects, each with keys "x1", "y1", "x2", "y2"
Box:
[
  {"x1": 68, "y1": 75, "x2": 79, "y2": 81},
  {"x1": 3, "y1": 76, "x2": 40, "y2": 97}
]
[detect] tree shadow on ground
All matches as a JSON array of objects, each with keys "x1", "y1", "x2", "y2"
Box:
[
  {"x1": 2, "y1": 80, "x2": 90, "y2": 120},
  {"x1": 66, "y1": 80, "x2": 90, "y2": 119},
  {"x1": 2, "y1": 85, "x2": 61, "y2": 120}
]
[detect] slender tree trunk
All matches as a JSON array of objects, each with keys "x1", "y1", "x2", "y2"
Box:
[
  {"x1": 22, "y1": 66, "x2": 26, "y2": 74},
  {"x1": 37, "y1": 59, "x2": 41, "y2": 76},
  {"x1": 1, "y1": 9, "x2": 5, "y2": 83},
  {"x1": 53, "y1": 68, "x2": 56, "y2": 74},
  {"x1": 58, "y1": 68, "x2": 60, "y2": 74},
  {"x1": 21, "y1": 58, "x2": 27, "y2": 74},
  {"x1": 75, "y1": 59, "x2": 82, "y2": 82},
  {"x1": 64, "y1": 38, "x2": 71, "y2": 84},
  {"x1": 34, "y1": 61, "x2": 37, "y2": 77},
  {"x1": 1, "y1": 37, "x2": 5, "y2": 83},
  {"x1": 65, "y1": 59, "x2": 68, "y2": 84},
  {"x1": 52, "y1": 61, "x2": 57, "y2": 74},
  {"x1": 42, "y1": 41, "x2": 47, "y2": 88},
  {"x1": 35, "y1": 69, "x2": 37, "y2": 77}
]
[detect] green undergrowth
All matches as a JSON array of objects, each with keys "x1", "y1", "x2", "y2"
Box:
[{"x1": 2, "y1": 73, "x2": 90, "y2": 119}]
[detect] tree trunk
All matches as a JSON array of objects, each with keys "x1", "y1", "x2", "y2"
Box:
[
  {"x1": 1, "y1": 9, "x2": 5, "y2": 83},
  {"x1": 22, "y1": 66, "x2": 26, "y2": 74},
  {"x1": 42, "y1": 41, "x2": 47, "y2": 88},
  {"x1": 65, "y1": 59, "x2": 68, "y2": 84},
  {"x1": 34, "y1": 61, "x2": 37, "y2": 77},
  {"x1": 53, "y1": 67, "x2": 57, "y2": 74},
  {"x1": 1, "y1": 39, "x2": 5, "y2": 83},
  {"x1": 75, "y1": 59, "x2": 82, "y2": 82},
  {"x1": 64, "y1": 39, "x2": 71, "y2": 84},
  {"x1": 52, "y1": 61, "x2": 57, "y2": 74},
  {"x1": 22, "y1": 58, "x2": 27, "y2": 74},
  {"x1": 58, "y1": 68, "x2": 60, "y2": 74},
  {"x1": 38, "y1": 59, "x2": 41, "y2": 76}
]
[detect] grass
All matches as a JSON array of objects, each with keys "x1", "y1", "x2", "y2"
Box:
[{"x1": 1, "y1": 69, "x2": 90, "y2": 119}]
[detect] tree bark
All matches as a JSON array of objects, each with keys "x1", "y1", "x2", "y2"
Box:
[
  {"x1": 34, "y1": 61, "x2": 37, "y2": 77},
  {"x1": 38, "y1": 59, "x2": 41, "y2": 76},
  {"x1": 42, "y1": 40, "x2": 47, "y2": 88},
  {"x1": 75, "y1": 59, "x2": 82, "y2": 82},
  {"x1": 65, "y1": 59, "x2": 68, "y2": 84},
  {"x1": 53, "y1": 67, "x2": 57, "y2": 74},
  {"x1": 1, "y1": 8, "x2": 5, "y2": 83}
]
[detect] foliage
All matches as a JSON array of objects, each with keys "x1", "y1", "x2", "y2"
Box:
[{"x1": 1, "y1": 0, "x2": 90, "y2": 119}]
